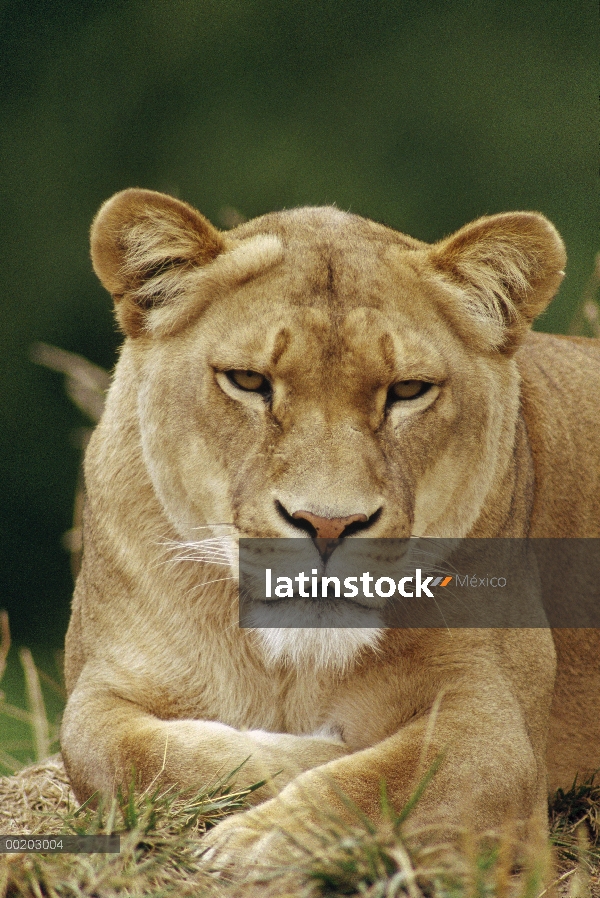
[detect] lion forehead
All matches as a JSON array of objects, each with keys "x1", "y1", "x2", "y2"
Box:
[{"x1": 231, "y1": 205, "x2": 426, "y2": 251}]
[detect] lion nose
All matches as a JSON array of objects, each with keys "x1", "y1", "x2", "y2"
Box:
[
  {"x1": 291, "y1": 511, "x2": 367, "y2": 539},
  {"x1": 291, "y1": 510, "x2": 369, "y2": 562}
]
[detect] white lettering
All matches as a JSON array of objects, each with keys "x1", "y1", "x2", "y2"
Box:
[
  {"x1": 415, "y1": 568, "x2": 434, "y2": 598},
  {"x1": 343, "y1": 576, "x2": 359, "y2": 598},
  {"x1": 275, "y1": 577, "x2": 294, "y2": 598},
  {"x1": 360, "y1": 572, "x2": 374, "y2": 597},
  {"x1": 398, "y1": 576, "x2": 413, "y2": 597},
  {"x1": 375, "y1": 576, "x2": 396, "y2": 598},
  {"x1": 322, "y1": 576, "x2": 341, "y2": 598},
  {"x1": 294, "y1": 572, "x2": 310, "y2": 597}
]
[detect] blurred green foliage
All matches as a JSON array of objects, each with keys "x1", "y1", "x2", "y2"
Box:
[{"x1": 0, "y1": 0, "x2": 596, "y2": 645}]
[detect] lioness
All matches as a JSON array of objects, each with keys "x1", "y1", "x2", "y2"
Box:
[{"x1": 61, "y1": 189, "x2": 600, "y2": 869}]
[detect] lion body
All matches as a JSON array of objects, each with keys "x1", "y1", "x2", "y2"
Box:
[{"x1": 62, "y1": 192, "x2": 599, "y2": 856}]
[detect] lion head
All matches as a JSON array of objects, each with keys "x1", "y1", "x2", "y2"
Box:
[{"x1": 88, "y1": 189, "x2": 565, "y2": 668}]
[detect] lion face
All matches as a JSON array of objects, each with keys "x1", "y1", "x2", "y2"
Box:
[{"x1": 90, "y1": 191, "x2": 565, "y2": 667}]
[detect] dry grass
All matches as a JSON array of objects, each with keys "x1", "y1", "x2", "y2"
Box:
[
  {"x1": 0, "y1": 756, "x2": 73, "y2": 836},
  {"x1": 0, "y1": 759, "x2": 233, "y2": 896},
  {"x1": 0, "y1": 747, "x2": 598, "y2": 897}
]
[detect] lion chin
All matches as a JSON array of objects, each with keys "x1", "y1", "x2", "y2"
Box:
[{"x1": 253, "y1": 625, "x2": 383, "y2": 671}]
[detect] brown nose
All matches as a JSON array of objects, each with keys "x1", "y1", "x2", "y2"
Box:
[
  {"x1": 291, "y1": 511, "x2": 368, "y2": 539},
  {"x1": 291, "y1": 510, "x2": 368, "y2": 562}
]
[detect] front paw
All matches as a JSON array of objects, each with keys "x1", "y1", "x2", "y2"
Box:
[{"x1": 200, "y1": 801, "x2": 309, "y2": 880}]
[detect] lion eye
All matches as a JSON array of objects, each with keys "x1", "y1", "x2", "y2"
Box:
[
  {"x1": 226, "y1": 369, "x2": 270, "y2": 395},
  {"x1": 390, "y1": 380, "x2": 431, "y2": 401}
]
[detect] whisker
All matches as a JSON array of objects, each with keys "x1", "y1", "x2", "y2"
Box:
[
  {"x1": 171, "y1": 554, "x2": 228, "y2": 564},
  {"x1": 189, "y1": 523, "x2": 237, "y2": 531},
  {"x1": 151, "y1": 533, "x2": 237, "y2": 579},
  {"x1": 182, "y1": 576, "x2": 237, "y2": 604},
  {"x1": 186, "y1": 576, "x2": 236, "y2": 591},
  {"x1": 157, "y1": 538, "x2": 233, "y2": 550}
]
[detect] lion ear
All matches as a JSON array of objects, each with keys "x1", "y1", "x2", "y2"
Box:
[
  {"x1": 428, "y1": 212, "x2": 566, "y2": 353},
  {"x1": 90, "y1": 189, "x2": 226, "y2": 337}
]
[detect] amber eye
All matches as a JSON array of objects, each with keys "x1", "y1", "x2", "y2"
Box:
[
  {"x1": 390, "y1": 380, "x2": 432, "y2": 401},
  {"x1": 226, "y1": 369, "x2": 271, "y2": 396}
]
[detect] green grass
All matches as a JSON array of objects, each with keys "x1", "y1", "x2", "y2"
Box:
[
  {"x1": 0, "y1": 615, "x2": 64, "y2": 775},
  {"x1": 0, "y1": 770, "x2": 256, "y2": 897},
  {"x1": 0, "y1": 756, "x2": 597, "y2": 897}
]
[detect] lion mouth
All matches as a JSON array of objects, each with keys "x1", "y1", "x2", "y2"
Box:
[
  {"x1": 239, "y1": 589, "x2": 386, "y2": 630},
  {"x1": 254, "y1": 592, "x2": 376, "y2": 609}
]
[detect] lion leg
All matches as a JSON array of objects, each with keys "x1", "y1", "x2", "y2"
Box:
[
  {"x1": 60, "y1": 680, "x2": 349, "y2": 804},
  {"x1": 202, "y1": 691, "x2": 549, "y2": 873}
]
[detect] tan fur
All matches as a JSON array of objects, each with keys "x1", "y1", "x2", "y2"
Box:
[{"x1": 62, "y1": 190, "x2": 599, "y2": 867}]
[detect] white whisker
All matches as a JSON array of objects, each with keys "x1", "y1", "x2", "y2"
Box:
[
  {"x1": 182, "y1": 576, "x2": 236, "y2": 602},
  {"x1": 155, "y1": 533, "x2": 236, "y2": 569}
]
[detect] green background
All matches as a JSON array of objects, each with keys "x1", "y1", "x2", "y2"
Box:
[{"x1": 0, "y1": 0, "x2": 596, "y2": 649}]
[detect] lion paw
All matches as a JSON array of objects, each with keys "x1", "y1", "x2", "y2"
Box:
[{"x1": 200, "y1": 807, "x2": 306, "y2": 880}]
